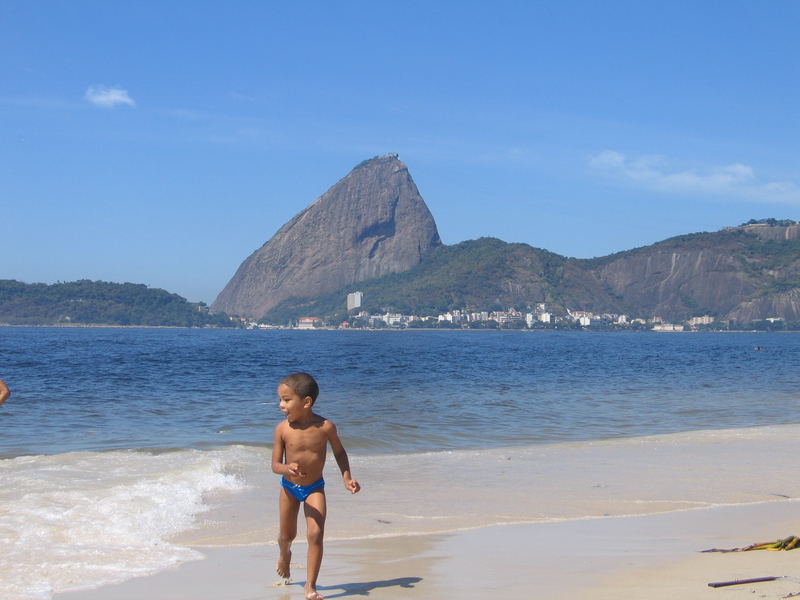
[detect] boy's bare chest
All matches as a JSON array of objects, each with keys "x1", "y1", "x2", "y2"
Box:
[{"x1": 283, "y1": 428, "x2": 327, "y2": 454}]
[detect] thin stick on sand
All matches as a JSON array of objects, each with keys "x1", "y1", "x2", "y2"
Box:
[{"x1": 708, "y1": 576, "x2": 780, "y2": 588}]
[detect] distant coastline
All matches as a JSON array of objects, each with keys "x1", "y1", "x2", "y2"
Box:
[
  {"x1": 3, "y1": 323, "x2": 787, "y2": 333},
  {"x1": 0, "y1": 323, "x2": 221, "y2": 330},
  {"x1": 0, "y1": 279, "x2": 236, "y2": 329}
]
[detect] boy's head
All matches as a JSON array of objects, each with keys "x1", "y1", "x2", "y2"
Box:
[{"x1": 279, "y1": 372, "x2": 319, "y2": 405}]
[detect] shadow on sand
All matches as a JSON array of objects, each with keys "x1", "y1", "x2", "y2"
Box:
[{"x1": 320, "y1": 576, "x2": 423, "y2": 597}]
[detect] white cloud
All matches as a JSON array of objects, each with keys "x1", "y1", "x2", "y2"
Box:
[
  {"x1": 589, "y1": 150, "x2": 800, "y2": 204},
  {"x1": 85, "y1": 85, "x2": 136, "y2": 108}
]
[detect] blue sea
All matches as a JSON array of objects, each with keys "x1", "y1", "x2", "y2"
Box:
[
  {"x1": 2, "y1": 327, "x2": 799, "y2": 599},
  {"x1": 3, "y1": 328, "x2": 799, "y2": 456}
]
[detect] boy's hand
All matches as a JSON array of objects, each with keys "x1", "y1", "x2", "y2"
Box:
[
  {"x1": 344, "y1": 477, "x2": 361, "y2": 494},
  {"x1": 286, "y1": 462, "x2": 302, "y2": 477}
]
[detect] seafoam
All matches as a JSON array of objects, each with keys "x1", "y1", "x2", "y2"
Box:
[{"x1": 0, "y1": 447, "x2": 246, "y2": 600}]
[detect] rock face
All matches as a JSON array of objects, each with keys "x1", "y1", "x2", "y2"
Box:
[
  {"x1": 594, "y1": 245, "x2": 760, "y2": 321},
  {"x1": 267, "y1": 223, "x2": 800, "y2": 325},
  {"x1": 727, "y1": 289, "x2": 800, "y2": 323},
  {"x1": 583, "y1": 224, "x2": 800, "y2": 321},
  {"x1": 212, "y1": 154, "x2": 442, "y2": 319},
  {"x1": 741, "y1": 222, "x2": 800, "y2": 242},
  {"x1": 214, "y1": 166, "x2": 800, "y2": 325}
]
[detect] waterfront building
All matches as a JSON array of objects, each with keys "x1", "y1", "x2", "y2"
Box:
[
  {"x1": 296, "y1": 317, "x2": 323, "y2": 329},
  {"x1": 688, "y1": 315, "x2": 714, "y2": 326}
]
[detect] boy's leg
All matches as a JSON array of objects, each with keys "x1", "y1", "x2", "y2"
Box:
[
  {"x1": 303, "y1": 490, "x2": 327, "y2": 599},
  {"x1": 277, "y1": 487, "x2": 300, "y2": 580}
]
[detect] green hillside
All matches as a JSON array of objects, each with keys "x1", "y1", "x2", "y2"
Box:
[
  {"x1": 262, "y1": 221, "x2": 800, "y2": 325},
  {"x1": 0, "y1": 280, "x2": 235, "y2": 327},
  {"x1": 265, "y1": 238, "x2": 571, "y2": 323}
]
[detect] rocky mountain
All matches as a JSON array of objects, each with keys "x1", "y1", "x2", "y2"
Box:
[
  {"x1": 262, "y1": 222, "x2": 800, "y2": 326},
  {"x1": 212, "y1": 151, "x2": 800, "y2": 325},
  {"x1": 212, "y1": 154, "x2": 442, "y2": 319},
  {"x1": 589, "y1": 223, "x2": 800, "y2": 322}
]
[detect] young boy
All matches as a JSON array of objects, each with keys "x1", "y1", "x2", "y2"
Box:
[{"x1": 271, "y1": 372, "x2": 360, "y2": 600}]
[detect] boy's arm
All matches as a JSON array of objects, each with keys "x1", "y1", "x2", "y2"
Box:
[
  {"x1": 271, "y1": 423, "x2": 300, "y2": 477},
  {"x1": 0, "y1": 379, "x2": 9, "y2": 405},
  {"x1": 326, "y1": 421, "x2": 360, "y2": 494}
]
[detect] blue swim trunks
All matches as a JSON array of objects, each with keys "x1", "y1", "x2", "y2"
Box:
[{"x1": 281, "y1": 476, "x2": 325, "y2": 502}]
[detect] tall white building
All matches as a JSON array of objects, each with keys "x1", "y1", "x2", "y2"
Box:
[{"x1": 347, "y1": 291, "x2": 363, "y2": 311}]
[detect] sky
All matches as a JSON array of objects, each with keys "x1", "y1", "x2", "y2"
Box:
[{"x1": 2, "y1": 1, "x2": 799, "y2": 304}]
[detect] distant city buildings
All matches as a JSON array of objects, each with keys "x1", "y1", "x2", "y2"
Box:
[
  {"x1": 236, "y1": 292, "x2": 774, "y2": 332},
  {"x1": 688, "y1": 315, "x2": 714, "y2": 326},
  {"x1": 652, "y1": 323, "x2": 685, "y2": 332}
]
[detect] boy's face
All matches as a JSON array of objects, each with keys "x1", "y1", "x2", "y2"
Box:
[{"x1": 277, "y1": 383, "x2": 311, "y2": 423}]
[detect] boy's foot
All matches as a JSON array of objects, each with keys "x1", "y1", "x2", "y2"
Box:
[
  {"x1": 305, "y1": 591, "x2": 324, "y2": 600},
  {"x1": 276, "y1": 549, "x2": 291, "y2": 581}
]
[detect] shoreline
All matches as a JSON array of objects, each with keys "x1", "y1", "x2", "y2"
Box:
[
  {"x1": 6, "y1": 328, "x2": 800, "y2": 599},
  {"x1": 0, "y1": 323, "x2": 216, "y2": 329},
  {"x1": 1, "y1": 322, "x2": 796, "y2": 333},
  {"x1": 36, "y1": 424, "x2": 800, "y2": 600},
  {"x1": 55, "y1": 500, "x2": 800, "y2": 600}
]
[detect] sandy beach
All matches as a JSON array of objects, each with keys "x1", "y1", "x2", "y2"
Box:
[
  {"x1": 53, "y1": 425, "x2": 800, "y2": 600},
  {"x1": 55, "y1": 500, "x2": 800, "y2": 599}
]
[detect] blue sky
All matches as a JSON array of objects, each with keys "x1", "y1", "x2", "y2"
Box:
[{"x1": 3, "y1": 1, "x2": 799, "y2": 303}]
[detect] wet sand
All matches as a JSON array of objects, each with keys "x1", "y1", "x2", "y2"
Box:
[
  {"x1": 56, "y1": 499, "x2": 800, "y2": 599},
  {"x1": 56, "y1": 425, "x2": 800, "y2": 599}
]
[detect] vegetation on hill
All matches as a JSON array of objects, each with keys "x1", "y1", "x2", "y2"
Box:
[
  {"x1": 578, "y1": 229, "x2": 747, "y2": 269},
  {"x1": 0, "y1": 280, "x2": 235, "y2": 327},
  {"x1": 7, "y1": 220, "x2": 800, "y2": 328},
  {"x1": 265, "y1": 238, "x2": 571, "y2": 324},
  {"x1": 262, "y1": 223, "x2": 800, "y2": 325},
  {"x1": 742, "y1": 218, "x2": 798, "y2": 226}
]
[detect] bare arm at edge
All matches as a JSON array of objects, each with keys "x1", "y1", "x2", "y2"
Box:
[
  {"x1": 326, "y1": 421, "x2": 361, "y2": 494},
  {"x1": 0, "y1": 379, "x2": 9, "y2": 405}
]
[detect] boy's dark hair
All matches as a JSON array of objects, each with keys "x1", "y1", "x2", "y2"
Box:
[{"x1": 280, "y1": 372, "x2": 319, "y2": 403}]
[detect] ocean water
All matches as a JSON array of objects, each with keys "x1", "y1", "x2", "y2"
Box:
[{"x1": 2, "y1": 327, "x2": 799, "y2": 598}]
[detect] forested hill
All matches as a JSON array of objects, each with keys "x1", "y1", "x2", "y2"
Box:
[
  {"x1": 263, "y1": 220, "x2": 800, "y2": 325},
  {"x1": 0, "y1": 280, "x2": 235, "y2": 327}
]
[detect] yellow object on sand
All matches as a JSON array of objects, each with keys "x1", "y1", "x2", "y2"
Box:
[{"x1": 702, "y1": 535, "x2": 800, "y2": 553}]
